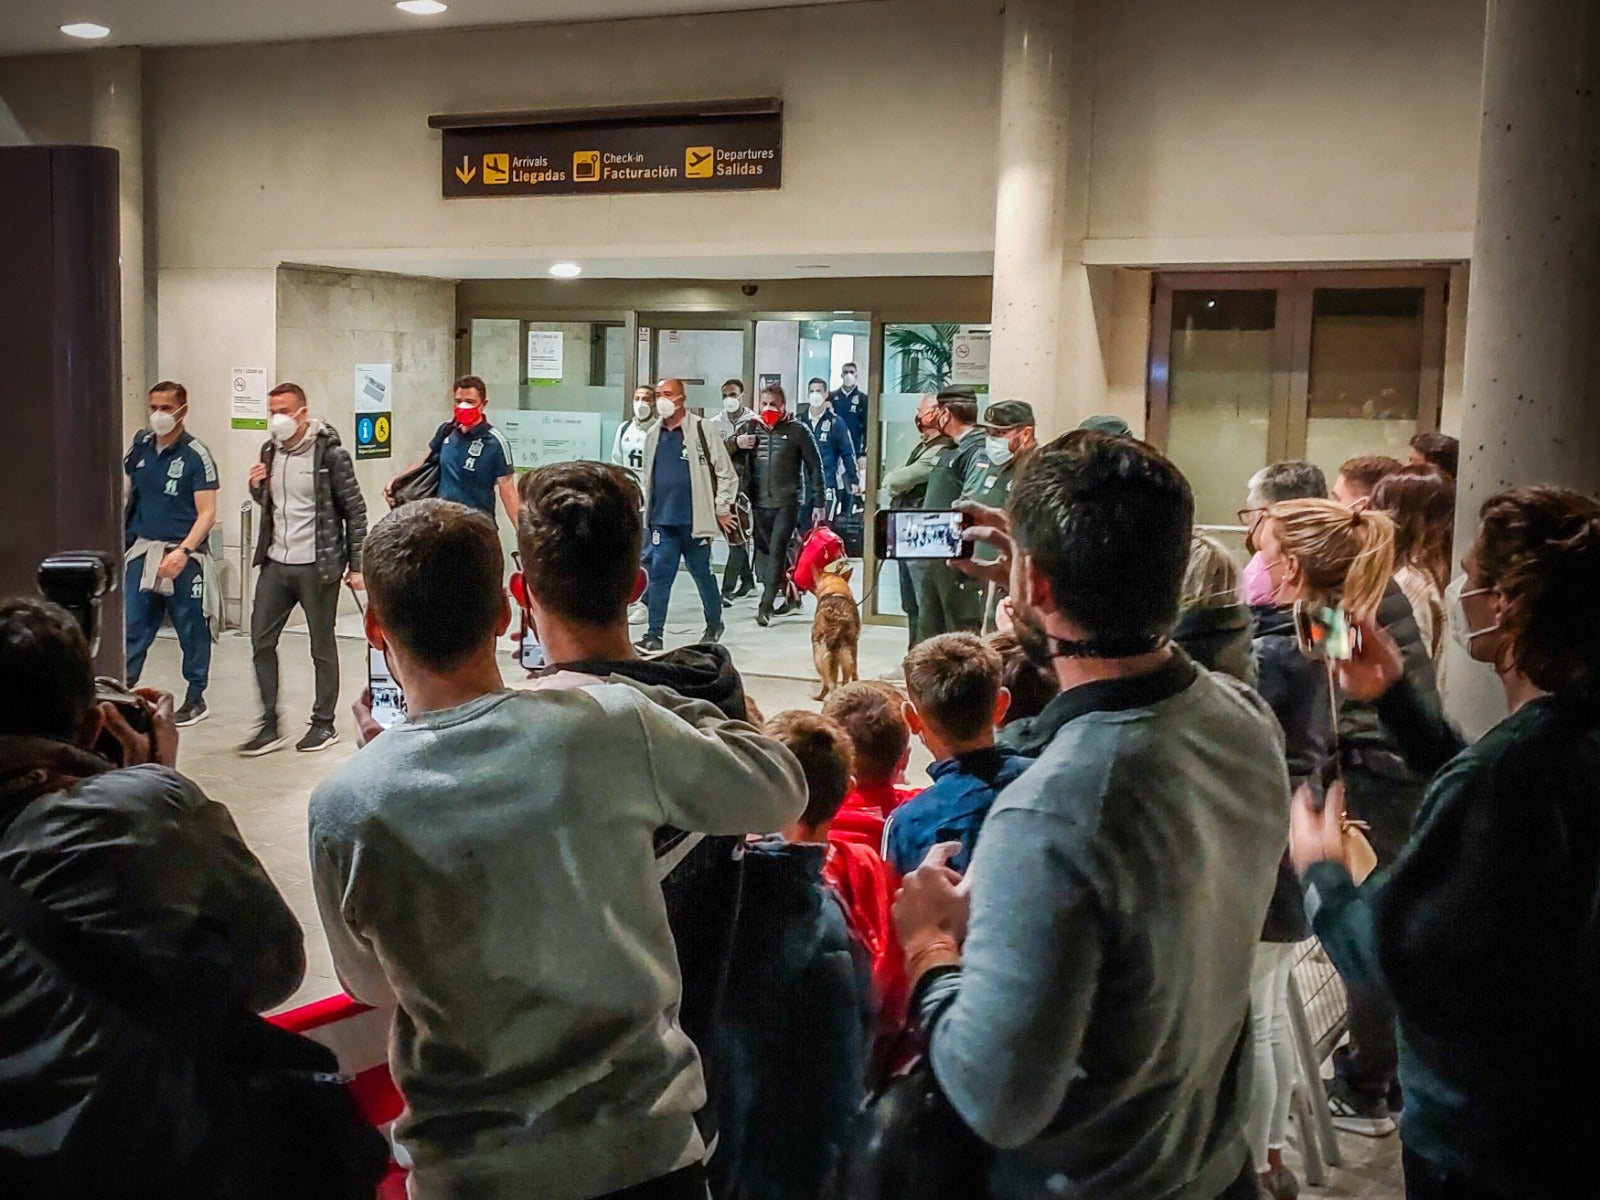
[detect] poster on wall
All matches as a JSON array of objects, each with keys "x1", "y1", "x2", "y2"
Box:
[
  {"x1": 230, "y1": 366, "x2": 269, "y2": 430},
  {"x1": 354, "y1": 363, "x2": 393, "y2": 414},
  {"x1": 498, "y1": 410, "x2": 602, "y2": 469},
  {"x1": 949, "y1": 327, "x2": 992, "y2": 391},
  {"x1": 527, "y1": 330, "x2": 564, "y2": 385}
]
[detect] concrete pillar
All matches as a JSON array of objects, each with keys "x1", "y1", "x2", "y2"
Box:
[
  {"x1": 986, "y1": 0, "x2": 1103, "y2": 436},
  {"x1": 88, "y1": 47, "x2": 146, "y2": 439},
  {"x1": 1449, "y1": 0, "x2": 1600, "y2": 735}
]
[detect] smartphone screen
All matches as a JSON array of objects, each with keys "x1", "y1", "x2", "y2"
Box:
[
  {"x1": 874, "y1": 510, "x2": 973, "y2": 561},
  {"x1": 1293, "y1": 604, "x2": 1360, "y2": 661},
  {"x1": 520, "y1": 632, "x2": 546, "y2": 671},
  {"x1": 368, "y1": 647, "x2": 408, "y2": 728}
]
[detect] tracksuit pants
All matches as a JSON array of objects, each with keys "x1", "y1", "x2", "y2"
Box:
[{"x1": 124, "y1": 556, "x2": 210, "y2": 706}]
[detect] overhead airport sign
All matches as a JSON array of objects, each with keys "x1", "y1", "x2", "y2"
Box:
[{"x1": 431, "y1": 98, "x2": 782, "y2": 199}]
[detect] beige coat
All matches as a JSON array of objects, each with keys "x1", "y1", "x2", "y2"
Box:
[{"x1": 640, "y1": 411, "x2": 739, "y2": 542}]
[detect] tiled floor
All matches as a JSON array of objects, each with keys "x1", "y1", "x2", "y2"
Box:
[{"x1": 137, "y1": 572, "x2": 1402, "y2": 1198}]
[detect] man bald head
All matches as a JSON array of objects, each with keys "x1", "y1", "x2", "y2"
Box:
[{"x1": 655, "y1": 379, "x2": 688, "y2": 429}]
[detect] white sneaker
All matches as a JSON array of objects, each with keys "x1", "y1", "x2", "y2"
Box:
[{"x1": 628, "y1": 603, "x2": 648, "y2": 625}]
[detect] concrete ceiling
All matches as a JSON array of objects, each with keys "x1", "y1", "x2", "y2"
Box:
[{"x1": 2, "y1": 0, "x2": 862, "y2": 56}]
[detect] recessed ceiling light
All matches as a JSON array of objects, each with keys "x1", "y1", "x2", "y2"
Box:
[
  {"x1": 60, "y1": 22, "x2": 111, "y2": 39},
  {"x1": 396, "y1": 0, "x2": 448, "y2": 14},
  {"x1": 549, "y1": 262, "x2": 582, "y2": 279}
]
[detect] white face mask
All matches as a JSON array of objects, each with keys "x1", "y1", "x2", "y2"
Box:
[
  {"x1": 633, "y1": 400, "x2": 653, "y2": 422},
  {"x1": 148, "y1": 409, "x2": 180, "y2": 437},
  {"x1": 722, "y1": 394, "x2": 743, "y2": 414},
  {"x1": 984, "y1": 435, "x2": 1014, "y2": 468},
  {"x1": 809, "y1": 391, "x2": 827, "y2": 408},
  {"x1": 656, "y1": 397, "x2": 678, "y2": 421},
  {"x1": 268, "y1": 412, "x2": 301, "y2": 444},
  {"x1": 1445, "y1": 574, "x2": 1501, "y2": 652},
  {"x1": 841, "y1": 372, "x2": 857, "y2": 389}
]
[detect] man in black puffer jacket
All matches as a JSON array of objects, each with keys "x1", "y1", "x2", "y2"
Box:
[
  {"x1": 746, "y1": 385, "x2": 826, "y2": 625},
  {"x1": 242, "y1": 383, "x2": 368, "y2": 756}
]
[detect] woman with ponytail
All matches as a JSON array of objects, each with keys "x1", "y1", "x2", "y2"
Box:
[
  {"x1": 1246, "y1": 500, "x2": 1396, "y2": 1191},
  {"x1": 1292, "y1": 487, "x2": 1600, "y2": 1199}
]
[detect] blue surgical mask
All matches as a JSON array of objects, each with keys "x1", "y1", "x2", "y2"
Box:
[{"x1": 984, "y1": 436, "x2": 1013, "y2": 468}]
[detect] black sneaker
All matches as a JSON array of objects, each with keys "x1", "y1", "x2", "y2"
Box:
[
  {"x1": 296, "y1": 725, "x2": 340, "y2": 754},
  {"x1": 174, "y1": 699, "x2": 208, "y2": 728},
  {"x1": 1326, "y1": 1076, "x2": 1397, "y2": 1137},
  {"x1": 756, "y1": 608, "x2": 772, "y2": 628},
  {"x1": 701, "y1": 625, "x2": 724, "y2": 644},
  {"x1": 730, "y1": 581, "x2": 755, "y2": 599},
  {"x1": 237, "y1": 724, "x2": 286, "y2": 757},
  {"x1": 636, "y1": 634, "x2": 664, "y2": 653}
]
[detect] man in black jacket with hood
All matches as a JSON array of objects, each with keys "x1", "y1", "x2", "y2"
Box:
[
  {"x1": 738, "y1": 384, "x2": 826, "y2": 626},
  {"x1": 515, "y1": 461, "x2": 770, "y2": 1158}
]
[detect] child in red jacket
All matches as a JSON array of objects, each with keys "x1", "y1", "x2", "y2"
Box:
[
  {"x1": 818, "y1": 681, "x2": 915, "y2": 1069},
  {"x1": 821, "y1": 681, "x2": 922, "y2": 855}
]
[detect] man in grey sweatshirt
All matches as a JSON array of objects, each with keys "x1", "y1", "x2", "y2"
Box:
[
  {"x1": 308, "y1": 497, "x2": 806, "y2": 1200},
  {"x1": 895, "y1": 433, "x2": 1290, "y2": 1200}
]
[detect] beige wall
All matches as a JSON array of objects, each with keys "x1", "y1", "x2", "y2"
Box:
[
  {"x1": 140, "y1": 0, "x2": 1002, "y2": 273},
  {"x1": 1086, "y1": 0, "x2": 1485, "y2": 263},
  {"x1": 275, "y1": 267, "x2": 457, "y2": 510}
]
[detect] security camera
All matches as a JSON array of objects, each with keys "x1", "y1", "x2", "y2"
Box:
[{"x1": 740, "y1": 284, "x2": 759, "y2": 297}]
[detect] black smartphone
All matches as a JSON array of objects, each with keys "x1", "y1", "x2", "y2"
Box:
[
  {"x1": 874, "y1": 509, "x2": 974, "y2": 561},
  {"x1": 368, "y1": 647, "x2": 408, "y2": 729}
]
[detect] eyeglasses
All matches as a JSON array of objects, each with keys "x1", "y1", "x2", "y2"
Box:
[{"x1": 1237, "y1": 507, "x2": 1267, "y2": 528}]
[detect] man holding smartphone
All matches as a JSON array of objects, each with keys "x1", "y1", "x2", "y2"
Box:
[
  {"x1": 311, "y1": 497, "x2": 804, "y2": 1200},
  {"x1": 238, "y1": 383, "x2": 368, "y2": 757}
]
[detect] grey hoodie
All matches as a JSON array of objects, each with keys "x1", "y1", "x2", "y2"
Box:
[{"x1": 308, "y1": 679, "x2": 805, "y2": 1200}]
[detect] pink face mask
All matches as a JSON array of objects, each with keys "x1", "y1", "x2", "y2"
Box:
[{"x1": 1242, "y1": 552, "x2": 1278, "y2": 606}]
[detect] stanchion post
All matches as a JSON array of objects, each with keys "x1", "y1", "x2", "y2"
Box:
[{"x1": 238, "y1": 501, "x2": 254, "y2": 634}]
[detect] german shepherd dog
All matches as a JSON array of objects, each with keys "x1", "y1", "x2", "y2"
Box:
[{"x1": 811, "y1": 561, "x2": 860, "y2": 700}]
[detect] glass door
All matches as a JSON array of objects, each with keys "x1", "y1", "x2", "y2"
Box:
[
  {"x1": 642, "y1": 318, "x2": 749, "y2": 415},
  {"x1": 1148, "y1": 269, "x2": 1447, "y2": 534}
]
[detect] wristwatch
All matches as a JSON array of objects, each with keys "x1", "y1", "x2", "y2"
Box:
[{"x1": 179, "y1": 545, "x2": 196, "y2": 559}]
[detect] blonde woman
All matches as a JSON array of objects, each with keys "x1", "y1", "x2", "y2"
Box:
[{"x1": 1248, "y1": 500, "x2": 1396, "y2": 1191}]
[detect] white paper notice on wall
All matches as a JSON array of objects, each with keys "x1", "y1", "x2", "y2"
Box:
[
  {"x1": 354, "y1": 363, "x2": 393, "y2": 415},
  {"x1": 527, "y1": 330, "x2": 564, "y2": 384},
  {"x1": 230, "y1": 366, "x2": 269, "y2": 430},
  {"x1": 497, "y1": 410, "x2": 602, "y2": 469},
  {"x1": 949, "y1": 326, "x2": 992, "y2": 391}
]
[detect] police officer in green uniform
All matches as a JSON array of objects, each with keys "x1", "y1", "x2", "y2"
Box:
[
  {"x1": 914, "y1": 389, "x2": 988, "y2": 640},
  {"x1": 968, "y1": 399, "x2": 1038, "y2": 623}
]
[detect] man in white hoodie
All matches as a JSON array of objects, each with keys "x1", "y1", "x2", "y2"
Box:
[
  {"x1": 309, "y1": 495, "x2": 803, "y2": 1200},
  {"x1": 611, "y1": 384, "x2": 659, "y2": 481}
]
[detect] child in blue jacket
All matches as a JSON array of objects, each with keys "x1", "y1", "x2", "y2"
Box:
[{"x1": 885, "y1": 633, "x2": 1031, "y2": 875}]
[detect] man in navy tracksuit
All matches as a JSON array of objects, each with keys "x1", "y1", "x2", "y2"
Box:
[
  {"x1": 123, "y1": 380, "x2": 219, "y2": 727},
  {"x1": 804, "y1": 378, "x2": 859, "y2": 520},
  {"x1": 830, "y1": 362, "x2": 869, "y2": 466}
]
